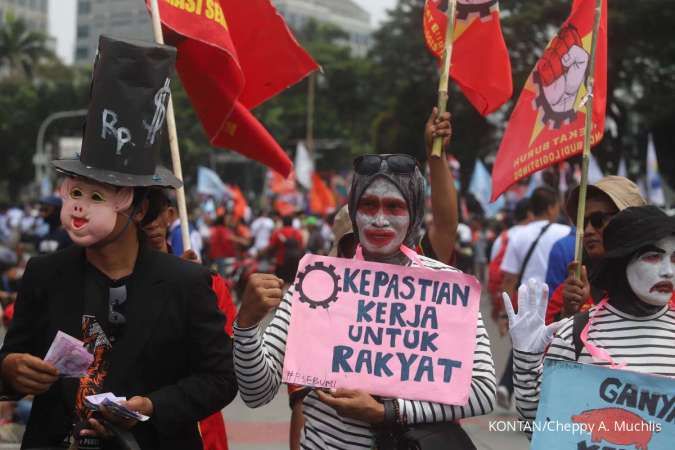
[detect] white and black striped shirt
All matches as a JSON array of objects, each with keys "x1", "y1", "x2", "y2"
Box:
[
  {"x1": 514, "y1": 302, "x2": 675, "y2": 431},
  {"x1": 234, "y1": 256, "x2": 496, "y2": 449}
]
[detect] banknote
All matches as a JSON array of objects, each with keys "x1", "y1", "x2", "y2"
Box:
[
  {"x1": 84, "y1": 392, "x2": 150, "y2": 422},
  {"x1": 101, "y1": 397, "x2": 150, "y2": 422},
  {"x1": 84, "y1": 392, "x2": 126, "y2": 410},
  {"x1": 44, "y1": 331, "x2": 94, "y2": 377}
]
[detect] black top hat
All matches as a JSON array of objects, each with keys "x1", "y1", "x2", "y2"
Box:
[{"x1": 53, "y1": 35, "x2": 182, "y2": 189}]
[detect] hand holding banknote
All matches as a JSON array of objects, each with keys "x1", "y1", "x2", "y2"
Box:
[
  {"x1": 43, "y1": 331, "x2": 94, "y2": 377},
  {"x1": 81, "y1": 393, "x2": 153, "y2": 438},
  {"x1": 1, "y1": 353, "x2": 58, "y2": 395}
]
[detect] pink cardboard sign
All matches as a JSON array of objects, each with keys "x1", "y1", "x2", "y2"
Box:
[{"x1": 282, "y1": 254, "x2": 482, "y2": 405}]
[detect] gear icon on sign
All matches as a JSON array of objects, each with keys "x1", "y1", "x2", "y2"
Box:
[{"x1": 294, "y1": 261, "x2": 341, "y2": 309}]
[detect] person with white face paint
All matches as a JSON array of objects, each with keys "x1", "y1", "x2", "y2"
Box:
[
  {"x1": 234, "y1": 150, "x2": 495, "y2": 449},
  {"x1": 502, "y1": 205, "x2": 675, "y2": 437}
]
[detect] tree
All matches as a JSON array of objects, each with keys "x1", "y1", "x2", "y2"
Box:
[
  {"x1": 0, "y1": 13, "x2": 53, "y2": 79},
  {"x1": 367, "y1": 0, "x2": 675, "y2": 190},
  {"x1": 0, "y1": 75, "x2": 89, "y2": 200},
  {"x1": 500, "y1": 0, "x2": 675, "y2": 188}
]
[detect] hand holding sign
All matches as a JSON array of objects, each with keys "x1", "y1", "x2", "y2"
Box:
[
  {"x1": 238, "y1": 273, "x2": 284, "y2": 328},
  {"x1": 316, "y1": 388, "x2": 385, "y2": 424},
  {"x1": 502, "y1": 279, "x2": 564, "y2": 353}
]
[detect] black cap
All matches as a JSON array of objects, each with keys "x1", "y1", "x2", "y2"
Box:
[
  {"x1": 603, "y1": 206, "x2": 675, "y2": 259},
  {"x1": 52, "y1": 35, "x2": 181, "y2": 189},
  {"x1": 593, "y1": 206, "x2": 675, "y2": 289}
]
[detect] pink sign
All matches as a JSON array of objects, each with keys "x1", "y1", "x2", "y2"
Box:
[{"x1": 283, "y1": 254, "x2": 482, "y2": 405}]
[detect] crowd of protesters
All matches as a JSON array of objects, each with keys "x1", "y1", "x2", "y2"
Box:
[{"x1": 1, "y1": 162, "x2": 673, "y2": 444}]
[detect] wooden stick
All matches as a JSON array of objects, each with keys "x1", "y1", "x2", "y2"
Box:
[
  {"x1": 150, "y1": 0, "x2": 192, "y2": 252},
  {"x1": 573, "y1": 0, "x2": 603, "y2": 278},
  {"x1": 431, "y1": 0, "x2": 458, "y2": 158}
]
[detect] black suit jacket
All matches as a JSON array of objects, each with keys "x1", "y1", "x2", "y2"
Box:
[{"x1": 0, "y1": 245, "x2": 237, "y2": 449}]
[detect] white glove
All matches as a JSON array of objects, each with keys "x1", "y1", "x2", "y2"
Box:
[{"x1": 502, "y1": 279, "x2": 564, "y2": 353}]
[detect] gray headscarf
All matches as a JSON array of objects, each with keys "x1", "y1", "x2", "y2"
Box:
[{"x1": 348, "y1": 155, "x2": 426, "y2": 250}]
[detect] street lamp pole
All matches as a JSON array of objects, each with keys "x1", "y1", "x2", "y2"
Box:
[{"x1": 34, "y1": 109, "x2": 87, "y2": 194}]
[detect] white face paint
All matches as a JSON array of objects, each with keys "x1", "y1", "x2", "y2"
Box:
[
  {"x1": 355, "y1": 178, "x2": 410, "y2": 257},
  {"x1": 626, "y1": 236, "x2": 675, "y2": 306}
]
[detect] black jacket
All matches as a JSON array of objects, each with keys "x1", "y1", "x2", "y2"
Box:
[{"x1": 0, "y1": 245, "x2": 237, "y2": 449}]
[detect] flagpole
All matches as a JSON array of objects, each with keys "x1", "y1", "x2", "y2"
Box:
[
  {"x1": 431, "y1": 0, "x2": 458, "y2": 158},
  {"x1": 573, "y1": 0, "x2": 603, "y2": 278},
  {"x1": 150, "y1": 0, "x2": 192, "y2": 252}
]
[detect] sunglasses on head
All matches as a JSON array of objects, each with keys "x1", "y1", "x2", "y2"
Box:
[
  {"x1": 583, "y1": 211, "x2": 615, "y2": 230},
  {"x1": 353, "y1": 154, "x2": 418, "y2": 176},
  {"x1": 108, "y1": 286, "x2": 127, "y2": 328}
]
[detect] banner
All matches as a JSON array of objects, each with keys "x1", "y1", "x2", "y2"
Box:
[
  {"x1": 423, "y1": 0, "x2": 512, "y2": 115},
  {"x1": 469, "y1": 159, "x2": 504, "y2": 217},
  {"x1": 283, "y1": 254, "x2": 482, "y2": 404},
  {"x1": 294, "y1": 141, "x2": 314, "y2": 190},
  {"x1": 646, "y1": 134, "x2": 665, "y2": 206},
  {"x1": 197, "y1": 166, "x2": 229, "y2": 199},
  {"x1": 532, "y1": 359, "x2": 675, "y2": 449},
  {"x1": 491, "y1": 0, "x2": 607, "y2": 200}
]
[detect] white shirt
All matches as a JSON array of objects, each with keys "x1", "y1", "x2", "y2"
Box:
[
  {"x1": 250, "y1": 216, "x2": 275, "y2": 251},
  {"x1": 500, "y1": 219, "x2": 571, "y2": 283},
  {"x1": 489, "y1": 224, "x2": 526, "y2": 262}
]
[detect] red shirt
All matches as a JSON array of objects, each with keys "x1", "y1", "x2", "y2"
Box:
[
  {"x1": 209, "y1": 225, "x2": 236, "y2": 260},
  {"x1": 269, "y1": 227, "x2": 304, "y2": 266}
]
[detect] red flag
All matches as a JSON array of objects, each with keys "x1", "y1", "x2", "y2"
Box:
[
  {"x1": 309, "y1": 173, "x2": 336, "y2": 216},
  {"x1": 220, "y1": 0, "x2": 319, "y2": 109},
  {"x1": 491, "y1": 0, "x2": 607, "y2": 200},
  {"x1": 423, "y1": 0, "x2": 512, "y2": 115},
  {"x1": 267, "y1": 170, "x2": 302, "y2": 216},
  {"x1": 148, "y1": 0, "x2": 318, "y2": 177},
  {"x1": 228, "y1": 184, "x2": 248, "y2": 222}
]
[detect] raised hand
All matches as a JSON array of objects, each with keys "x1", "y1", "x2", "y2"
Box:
[
  {"x1": 424, "y1": 107, "x2": 452, "y2": 156},
  {"x1": 562, "y1": 261, "x2": 590, "y2": 318},
  {"x1": 502, "y1": 279, "x2": 564, "y2": 353},
  {"x1": 237, "y1": 273, "x2": 284, "y2": 328}
]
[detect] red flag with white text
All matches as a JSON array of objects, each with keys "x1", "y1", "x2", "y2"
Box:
[
  {"x1": 147, "y1": 0, "x2": 318, "y2": 177},
  {"x1": 490, "y1": 0, "x2": 607, "y2": 200},
  {"x1": 423, "y1": 0, "x2": 513, "y2": 115}
]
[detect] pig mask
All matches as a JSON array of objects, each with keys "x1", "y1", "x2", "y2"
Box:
[{"x1": 60, "y1": 177, "x2": 134, "y2": 247}]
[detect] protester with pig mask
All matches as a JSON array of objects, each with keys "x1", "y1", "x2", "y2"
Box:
[
  {"x1": 234, "y1": 117, "x2": 495, "y2": 449},
  {"x1": 503, "y1": 205, "x2": 675, "y2": 435},
  {"x1": 0, "y1": 36, "x2": 236, "y2": 449}
]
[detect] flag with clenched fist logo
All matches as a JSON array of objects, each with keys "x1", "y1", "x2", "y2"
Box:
[{"x1": 491, "y1": 0, "x2": 607, "y2": 201}]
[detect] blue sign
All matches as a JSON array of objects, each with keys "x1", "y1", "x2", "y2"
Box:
[{"x1": 531, "y1": 359, "x2": 675, "y2": 450}]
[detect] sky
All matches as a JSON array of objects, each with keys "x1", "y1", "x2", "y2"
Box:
[{"x1": 48, "y1": 0, "x2": 397, "y2": 65}]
